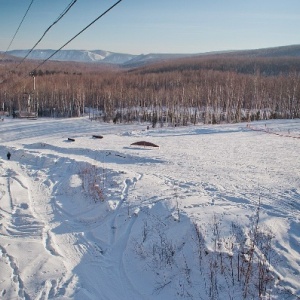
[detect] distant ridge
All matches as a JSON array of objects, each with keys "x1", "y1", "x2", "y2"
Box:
[
  {"x1": 3, "y1": 44, "x2": 300, "y2": 66},
  {"x1": 222, "y1": 44, "x2": 300, "y2": 58},
  {"x1": 5, "y1": 49, "x2": 136, "y2": 65}
]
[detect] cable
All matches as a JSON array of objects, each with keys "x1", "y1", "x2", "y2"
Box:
[
  {"x1": 30, "y1": 0, "x2": 123, "y2": 73},
  {"x1": 0, "y1": 0, "x2": 35, "y2": 84},
  {"x1": 3, "y1": 0, "x2": 35, "y2": 55},
  {"x1": 16, "y1": 0, "x2": 78, "y2": 67}
]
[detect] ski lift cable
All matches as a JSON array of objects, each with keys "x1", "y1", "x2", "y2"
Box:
[
  {"x1": 0, "y1": 0, "x2": 35, "y2": 84},
  {"x1": 30, "y1": 0, "x2": 123, "y2": 74},
  {"x1": 16, "y1": 0, "x2": 78, "y2": 68},
  {"x1": 2, "y1": 0, "x2": 35, "y2": 56}
]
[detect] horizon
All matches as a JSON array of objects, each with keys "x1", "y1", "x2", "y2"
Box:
[
  {"x1": 4, "y1": 43, "x2": 300, "y2": 57},
  {"x1": 0, "y1": 0, "x2": 300, "y2": 55}
]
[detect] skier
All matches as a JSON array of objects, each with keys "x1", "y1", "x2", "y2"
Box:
[{"x1": 7, "y1": 152, "x2": 11, "y2": 160}]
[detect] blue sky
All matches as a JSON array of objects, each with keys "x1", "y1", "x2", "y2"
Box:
[{"x1": 1, "y1": 0, "x2": 300, "y2": 55}]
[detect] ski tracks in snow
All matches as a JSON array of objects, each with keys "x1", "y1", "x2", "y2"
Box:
[
  {"x1": 1, "y1": 119, "x2": 299, "y2": 299},
  {"x1": 88, "y1": 173, "x2": 145, "y2": 299},
  {"x1": 0, "y1": 243, "x2": 30, "y2": 299},
  {"x1": 0, "y1": 159, "x2": 72, "y2": 299},
  {"x1": 33, "y1": 153, "x2": 146, "y2": 299}
]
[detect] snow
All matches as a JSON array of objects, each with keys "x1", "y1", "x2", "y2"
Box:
[{"x1": 0, "y1": 117, "x2": 299, "y2": 299}]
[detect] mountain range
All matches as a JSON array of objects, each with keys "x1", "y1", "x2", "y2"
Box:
[
  {"x1": 4, "y1": 44, "x2": 300, "y2": 67},
  {"x1": 5, "y1": 49, "x2": 191, "y2": 67}
]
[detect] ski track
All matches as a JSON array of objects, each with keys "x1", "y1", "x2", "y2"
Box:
[
  {"x1": 43, "y1": 230, "x2": 61, "y2": 256},
  {"x1": 28, "y1": 150, "x2": 146, "y2": 299},
  {"x1": 0, "y1": 158, "x2": 73, "y2": 299},
  {"x1": 3, "y1": 168, "x2": 44, "y2": 239},
  {"x1": 0, "y1": 244, "x2": 30, "y2": 300},
  {"x1": 6, "y1": 170, "x2": 14, "y2": 210}
]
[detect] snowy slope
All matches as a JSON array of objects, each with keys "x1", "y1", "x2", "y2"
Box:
[
  {"x1": 6, "y1": 49, "x2": 193, "y2": 65},
  {"x1": 0, "y1": 117, "x2": 299, "y2": 299},
  {"x1": 6, "y1": 49, "x2": 136, "y2": 64}
]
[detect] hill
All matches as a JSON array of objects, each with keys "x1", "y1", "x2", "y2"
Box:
[
  {"x1": 4, "y1": 44, "x2": 300, "y2": 67},
  {"x1": 226, "y1": 44, "x2": 300, "y2": 58}
]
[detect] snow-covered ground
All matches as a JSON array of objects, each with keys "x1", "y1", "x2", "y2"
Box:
[{"x1": 0, "y1": 117, "x2": 299, "y2": 300}]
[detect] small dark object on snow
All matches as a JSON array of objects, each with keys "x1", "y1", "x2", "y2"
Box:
[
  {"x1": 130, "y1": 141, "x2": 159, "y2": 148},
  {"x1": 92, "y1": 135, "x2": 103, "y2": 139},
  {"x1": 68, "y1": 138, "x2": 75, "y2": 142},
  {"x1": 7, "y1": 152, "x2": 11, "y2": 160}
]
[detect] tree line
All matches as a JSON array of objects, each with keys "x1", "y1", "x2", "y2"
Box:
[{"x1": 0, "y1": 55, "x2": 299, "y2": 125}]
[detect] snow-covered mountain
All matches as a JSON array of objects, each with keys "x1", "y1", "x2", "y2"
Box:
[
  {"x1": 6, "y1": 49, "x2": 190, "y2": 66},
  {"x1": 2, "y1": 49, "x2": 193, "y2": 68},
  {"x1": 6, "y1": 49, "x2": 137, "y2": 65}
]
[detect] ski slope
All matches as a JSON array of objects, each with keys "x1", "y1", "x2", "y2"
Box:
[{"x1": 0, "y1": 117, "x2": 299, "y2": 299}]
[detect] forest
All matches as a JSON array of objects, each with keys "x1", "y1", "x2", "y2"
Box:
[{"x1": 0, "y1": 53, "x2": 300, "y2": 126}]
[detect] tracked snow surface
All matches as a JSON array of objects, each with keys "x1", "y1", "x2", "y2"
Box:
[{"x1": 0, "y1": 117, "x2": 299, "y2": 299}]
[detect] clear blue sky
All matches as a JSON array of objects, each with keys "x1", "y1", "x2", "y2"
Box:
[{"x1": 0, "y1": 0, "x2": 300, "y2": 55}]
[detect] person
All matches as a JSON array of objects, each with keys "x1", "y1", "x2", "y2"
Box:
[{"x1": 7, "y1": 152, "x2": 11, "y2": 160}]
